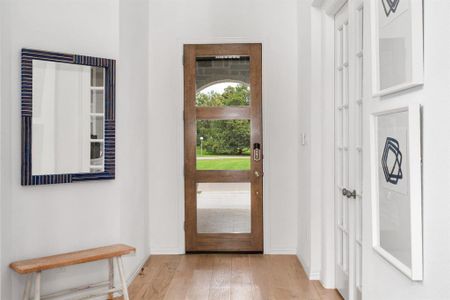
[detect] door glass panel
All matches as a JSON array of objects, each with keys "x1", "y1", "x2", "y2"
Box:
[
  {"x1": 196, "y1": 56, "x2": 250, "y2": 106},
  {"x1": 338, "y1": 230, "x2": 343, "y2": 266},
  {"x1": 196, "y1": 120, "x2": 250, "y2": 170},
  {"x1": 197, "y1": 183, "x2": 251, "y2": 234}
]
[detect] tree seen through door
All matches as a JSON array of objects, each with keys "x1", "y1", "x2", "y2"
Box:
[{"x1": 196, "y1": 83, "x2": 251, "y2": 170}]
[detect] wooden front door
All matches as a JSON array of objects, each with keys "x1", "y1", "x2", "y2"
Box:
[{"x1": 184, "y1": 44, "x2": 263, "y2": 252}]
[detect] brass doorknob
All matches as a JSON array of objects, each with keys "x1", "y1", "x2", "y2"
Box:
[{"x1": 254, "y1": 171, "x2": 260, "y2": 177}]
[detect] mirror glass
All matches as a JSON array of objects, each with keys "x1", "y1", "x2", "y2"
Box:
[{"x1": 32, "y1": 60, "x2": 105, "y2": 175}]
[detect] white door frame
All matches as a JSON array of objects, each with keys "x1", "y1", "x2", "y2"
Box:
[
  {"x1": 310, "y1": 0, "x2": 365, "y2": 294},
  {"x1": 308, "y1": 0, "x2": 348, "y2": 289}
]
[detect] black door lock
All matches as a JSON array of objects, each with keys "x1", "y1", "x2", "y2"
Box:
[{"x1": 253, "y1": 143, "x2": 261, "y2": 161}]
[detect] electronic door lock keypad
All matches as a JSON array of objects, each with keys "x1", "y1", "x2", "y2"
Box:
[{"x1": 253, "y1": 143, "x2": 261, "y2": 161}]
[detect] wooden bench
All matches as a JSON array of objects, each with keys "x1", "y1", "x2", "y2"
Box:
[{"x1": 10, "y1": 244, "x2": 135, "y2": 300}]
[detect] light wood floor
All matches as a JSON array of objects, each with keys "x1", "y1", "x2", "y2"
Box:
[{"x1": 120, "y1": 254, "x2": 343, "y2": 300}]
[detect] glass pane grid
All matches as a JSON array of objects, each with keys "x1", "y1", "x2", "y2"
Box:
[
  {"x1": 343, "y1": 68, "x2": 349, "y2": 106},
  {"x1": 338, "y1": 191, "x2": 344, "y2": 226},
  {"x1": 343, "y1": 151, "x2": 349, "y2": 229},
  {"x1": 358, "y1": 8, "x2": 364, "y2": 52},
  {"x1": 337, "y1": 151, "x2": 343, "y2": 186},
  {"x1": 343, "y1": 195, "x2": 349, "y2": 229},
  {"x1": 343, "y1": 146, "x2": 349, "y2": 184},
  {"x1": 343, "y1": 231, "x2": 349, "y2": 271},
  {"x1": 356, "y1": 6, "x2": 364, "y2": 290},
  {"x1": 356, "y1": 105, "x2": 362, "y2": 144},
  {"x1": 335, "y1": 16, "x2": 349, "y2": 275},
  {"x1": 337, "y1": 71, "x2": 343, "y2": 106},
  {"x1": 356, "y1": 57, "x2": 363, "y2": 100},
  {"x1": 338, "y1": 230, "x2": 344, "y2": 267},
  {"x1": 339, "y1": 29, "x2": 344, "y2": 67},
  {"x1": 336, "y1": 112, "x2": 343, "y2": 148},
  {"x1": 343, "y1": 24, "x2": 348, "y2": 64},
  {"x1": 357, "y1": 151, "x2": 363, "y2": 190},
  {"x1": 343, "y1": 110, "x2": 349, "y2": 147},
  {"x1": 356, "y1": 244, "x2": 362, "y2": 288},
  {"x1": 356, "y1": 197, "x2": 362, "y2": 241}
]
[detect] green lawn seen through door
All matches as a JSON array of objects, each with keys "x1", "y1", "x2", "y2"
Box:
[{"x1": 196, "y1": 147, "x2": 250, "y2": 170}]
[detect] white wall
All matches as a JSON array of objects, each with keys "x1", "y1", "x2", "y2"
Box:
[
  {"x1": 297, "y1": 0, "x2": 332, "y2": 283},
  {"x1": 118, "y1": 0, "x2": 150, "y2": 283},
  {"x1": 0, "y1": 0, "x2": 149, "y2": 298},
  {"x1": 297, "y1": 0, "x2": 313, "y2": 275},
  {"x1": 148, "y1": 0, "x2": 300, "y2": 254},
  {"x1": 0, "y1": 0, "x2": 5, "y2": 297},
  {"x1": 362, "y1": 0, "x2": 450, "y2": 299}
]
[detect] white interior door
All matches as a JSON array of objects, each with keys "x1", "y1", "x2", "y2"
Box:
[
  {"x1": 353, "y1": 4, "x2": 364, "y2": 299},
  {"x1": 335, "y1": 5, "x2": 350, "y2": 298},
  {"x1": 334, "y1": 2, "x2": 364, "y2": 300}
]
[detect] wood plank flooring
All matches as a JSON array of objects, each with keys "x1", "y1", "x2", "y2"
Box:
[{"x1": 119, "y1": 255, "x2": 343, "y2": 300}]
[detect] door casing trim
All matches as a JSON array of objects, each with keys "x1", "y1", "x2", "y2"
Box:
[
  {"x1": 309, "y1": 0, "x2": 365, "y2": 292},
  {"x1": 304, "y1": 0, "x2": 351, "y2": 289}
]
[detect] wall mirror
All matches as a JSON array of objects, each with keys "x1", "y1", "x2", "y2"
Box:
[{"x1": 21, "y1": 49, "x2": 116, "y2": 185}]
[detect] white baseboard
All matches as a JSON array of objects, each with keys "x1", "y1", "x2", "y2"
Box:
[
  {"x1": 266, "y1": 248, "x2": 297, "y2": 255},
  {"x1": 319, "y1": 278, "x2": 333, "y2": 289},
  {"x1": 296, "y1": 253, "x2": 321, "y2": 280},
  {"x1": 150, "y1": 248, "x2": 184, "y2": 255},
  {"x1": 309, "y1": 271, "x2": 321, "y2": 280},
  {"x1": 151, "y1": 248, "x2": 297, "y2": 255},
  {"x1": 109, "y1": 255, "x2": 149, "y2": 299},
  {"x1": 297, "y1": 252, "x2": 311, "y2": 274},
  {"x1": 127, "y1": 255, "x2": 149, "y2": 285}
]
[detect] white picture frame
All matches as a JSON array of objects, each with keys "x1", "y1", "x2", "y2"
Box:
[
  {"x1": 371, "y1": 0, "x2": 424, "y2": 97},
  {"x1": 370, "y1": 104, "x2": 423, "y2": 280}
]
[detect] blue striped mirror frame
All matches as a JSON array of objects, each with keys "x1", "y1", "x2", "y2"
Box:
[{"x1": 21, "y1": 49, "x2": 116, "y2": 185}]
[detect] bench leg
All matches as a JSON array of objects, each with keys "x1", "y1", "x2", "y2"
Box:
[
  {"x1": 34, "y1": 272, "x2": 41, "y2": 300},
  {"x1": 22, "y1": 275, "x2": 32, "y2": 300},
  {"x1": 108, "y1": 258, "x2": 115, "y2": 300},
  {"x1": 116, "y1": 257, "x2": 129, "y2": 300}
]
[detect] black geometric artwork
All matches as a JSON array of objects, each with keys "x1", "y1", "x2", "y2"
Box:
[
  {"x1": 381, "y1": 137, "x2": 403, "y2": 185},
  {"x1": 382, "y1": 0, "x2": 400, "y2": 17}
]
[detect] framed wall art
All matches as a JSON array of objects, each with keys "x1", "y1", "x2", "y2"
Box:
[
  {"x1": 372, "y1": 0, "x2": 424, "y2": 96},
  {"x1": 370, "y1": 103, "x2": 423, "y2": 280}
]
